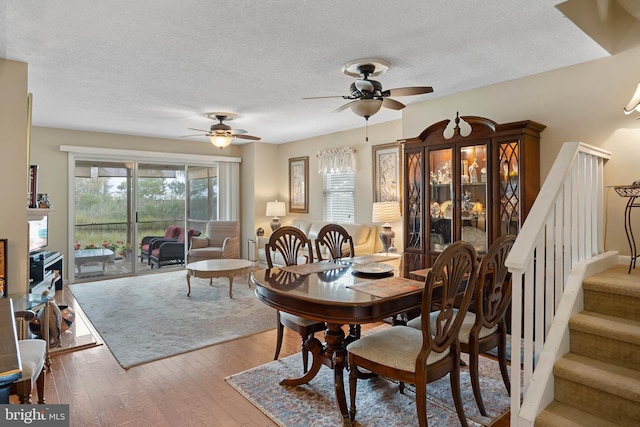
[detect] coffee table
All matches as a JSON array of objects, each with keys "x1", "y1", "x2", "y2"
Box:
[
  {"x1": 74, "y1": 248, "x2": 114, "y2": 277},
  {"x1": 186, "y1": 259, "x2": 253, "y2": 298}
]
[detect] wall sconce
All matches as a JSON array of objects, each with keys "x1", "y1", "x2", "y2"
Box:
[
  {"x1": 372, "y1": 201, "x2": 401, "y2": 253},
  {"x1": 266, "y1": 200, "x2": 286, "y2": 231},
  {"x1": 624, "y1": 82, "x2": 640, "y2": 116}
]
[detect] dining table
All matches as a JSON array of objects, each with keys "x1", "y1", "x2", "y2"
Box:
[{"x1": 250, "y1": 253, "x2": 434, "y2": 427}]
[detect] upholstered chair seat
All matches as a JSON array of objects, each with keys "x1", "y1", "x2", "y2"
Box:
[
  {"x1": 187, "y1": 221, "x2": 240, "y2": 263},
  {"x1": 14, "y1": 339, "x2": 47, "y2": 404}
]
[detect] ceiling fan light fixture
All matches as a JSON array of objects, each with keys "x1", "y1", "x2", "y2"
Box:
[
  {"x1": 350, "y1": 99, "x2": 383, "y2": 119},
  {"x1": 210, "y1": 134, "x2": 233, "y2": 149}
]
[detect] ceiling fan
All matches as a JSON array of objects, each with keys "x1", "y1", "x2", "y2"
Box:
[
  {"x1": 182, "y1": 112, "x2": 261, "y2": 149},
  {"x1": 304, "y1": 58, "x2": 434, "y2": 121}
]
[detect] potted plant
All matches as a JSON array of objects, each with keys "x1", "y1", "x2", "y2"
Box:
[{"x1": 118, "y1": 242, "x2": 133, "y2": 261}]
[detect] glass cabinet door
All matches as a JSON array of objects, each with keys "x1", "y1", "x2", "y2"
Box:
[
  {"x1": 460, "y1": 144, "x2": 488, "y2": 253},
  {"x1": 498, "y1": 141, "x2": 520, "y2": 236},
  {"x1": 428, "y1": 148, "x2": 453, "y2": 251},
  {"x1": 405, "y1": 149, "x2": 423, "y2": 251}
]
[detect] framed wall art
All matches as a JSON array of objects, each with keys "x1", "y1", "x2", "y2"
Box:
[
  {"x1": 0, "y1": 239, "x2": 6, "y2": 297},
  {"x1": 372, "y1": 142, "x2": 402, "y2": 205},
  {"x1": 289, "y1": 156, "x2": 309, "y2": 213}
]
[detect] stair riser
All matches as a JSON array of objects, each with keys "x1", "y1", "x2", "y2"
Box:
[
  {"x1": 583, "y1": 290, "x2": 640, "y2": 322},
  {"x1": 555, "y1": 377, "x2": 640, "y2": 426},
  {"x1": 570, "y1": 330, "x2": 640, "y2": 371}
]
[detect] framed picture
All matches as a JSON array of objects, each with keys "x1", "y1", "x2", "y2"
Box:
[
  {"x1": 372, "y1": 142, "x2": 402, "y2": 205},
  {"x1": 289, "y1": 156, "x2": 309, "y2": 213},
  {"x1": 0, "y1": 239, "x2": 6, "y2": 297}
]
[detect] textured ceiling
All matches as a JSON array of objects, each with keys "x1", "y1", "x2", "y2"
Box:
[{"x1": 1, "y1": 1, "x2": 609, "y2": 145}]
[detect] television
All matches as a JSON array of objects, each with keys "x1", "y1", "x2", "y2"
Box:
[{"x1": 28, "y1": 215, "x2": 48, "y2": 254}]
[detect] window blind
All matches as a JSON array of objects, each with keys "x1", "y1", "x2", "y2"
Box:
[{"x1": 323, "y1": 172, "x2": 355, "y2": 223}]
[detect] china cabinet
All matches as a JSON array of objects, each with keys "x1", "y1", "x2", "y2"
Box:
[{"x1": 401, "y1": 114, "x2": 545, "y2": 258}]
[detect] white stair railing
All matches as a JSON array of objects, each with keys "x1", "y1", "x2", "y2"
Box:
[{"x1": 505, "y1": 142, "x2": 611, "y2": 426}]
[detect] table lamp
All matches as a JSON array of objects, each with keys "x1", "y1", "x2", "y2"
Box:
[
  {"x1": 372, "y1": 201, "x2": 401, "y2": 253},
  {"x1": 266, "y1": 200, "x2": 286, "y2": 231}
]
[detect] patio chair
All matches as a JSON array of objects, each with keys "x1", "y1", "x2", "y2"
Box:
[
  {"x1": 149, "y1": 228, "x2": 199, "y2": 268},
  {"x1": 140, "y1": 226, "x2": 182, "y2": 263}
]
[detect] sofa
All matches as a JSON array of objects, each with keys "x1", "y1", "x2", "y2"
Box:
[
  {"x1": 187, "y1": 221, "x2": 240, "y2": 263},
  {"x1": 257, "y1": 219, "x2": 377, "y2": 266}
]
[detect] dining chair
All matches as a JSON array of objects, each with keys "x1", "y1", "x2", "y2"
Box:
[
  {"x1": 347, "y1": 241, "x2": 479, "y2": 427},
  {"x1": 408, "y1": 234, "x2": 515, "y2": 416},
  {"x1": 314, "y1": 223, "x2": 360, "y2": 341},
  {"x1": 314, "y1": 223, "x2": 355, "y2": 262},
  {"x1": 265, "y1": 226, "x2": 326, "y2": 372},
  {"x1": 12, "y1": 309, "x2": 47, "y2": 404}
]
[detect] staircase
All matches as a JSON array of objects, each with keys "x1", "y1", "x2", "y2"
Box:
[{"x1": 536, "y1": 264, "x2": 640, "y2": 426}]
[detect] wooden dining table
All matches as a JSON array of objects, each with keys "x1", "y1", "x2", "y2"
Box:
[{"x1": 250, "y1": 255, "x2": 431, "y2": 427}]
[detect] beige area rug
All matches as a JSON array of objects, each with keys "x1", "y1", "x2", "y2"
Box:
[
  {"x1": 226, "y1": 352, "x2": 515, "y2": 426},
  {"x1": 69, "y1": 270, "x2": 276, "y2": 369}
]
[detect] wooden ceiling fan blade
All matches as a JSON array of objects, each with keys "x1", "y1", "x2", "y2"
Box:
[
  {"x1": 229, "y1": 128, "x2": 248, "y2": 134},
  {"x1": 384, "y1": 86, "x2": 434, "y2": 97},
  {"x1": 332, "y1": 100, "x2": 358, "y2": 113},
  {"x1": 382, "y1": 98, "x2": 405, "y2": 110},
  {"x1": 234, "y1": 134, "x2": 261, "y2": 141},
  {"x1": 188, "y1": 127, "x2": 211, "y2": 132}
]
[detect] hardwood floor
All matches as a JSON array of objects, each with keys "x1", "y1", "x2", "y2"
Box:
[{"x1": 32, "y1": 288, "x2": 510, "y2": 426}]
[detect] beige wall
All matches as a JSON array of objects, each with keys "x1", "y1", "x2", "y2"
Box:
[
  {"x1": 0, "y1": 59, "x2": 29, "y2": 294},
  {"x1": 402, "y1": 45, "x2": 640, "y2": 256},
  {"x1": 4, "y1": 43, "x2": 640, "y2": 290}
]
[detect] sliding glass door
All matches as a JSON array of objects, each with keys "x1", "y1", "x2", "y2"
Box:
[
  {"x1": 72, "y1": 154, "x2": 239, "y2": 282},
  {"x1": 136, "y1": 163, "x2": 186, "y2": 270},
  {"x1": 74, "y1": 161, "x2": 136, "y2": 280}
]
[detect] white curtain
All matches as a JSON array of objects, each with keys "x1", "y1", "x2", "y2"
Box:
[
  {"x1": 317, "y1": 146, "x2": 356, "y2": 174},
  {"x1": 218, "y1": 161, "x2": 239, "y2": 220}
]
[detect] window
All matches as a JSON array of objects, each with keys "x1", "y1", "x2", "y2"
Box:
[{"x1": 323, "y1": 172, "x2": 355, "y2": 223}]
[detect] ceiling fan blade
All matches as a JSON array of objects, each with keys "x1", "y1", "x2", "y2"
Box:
[
  {"x1": 332, "y1": 100, "x2": 358, "y2": 113},
  {"x1": 303, "y1": 95, "x2": 346, "y2": 100},
  {"x1": 229, "y1": 128, "x2": 248, "y2": 134},
  {"x1": 383, "y1": 86, "x2": 434, "y2": 97},
  {"x1": 181, "y1": 133, "x2": 209, "y2": 137},
  {"x1": 382, "y1": 98, "x2": 405, "y2": 110},
  {"x1": 187, "y1": 127, "x2": 211, "y2": 133},
  {"x1": 233, "y1": 134, "x2": 261, "y2": 141}
]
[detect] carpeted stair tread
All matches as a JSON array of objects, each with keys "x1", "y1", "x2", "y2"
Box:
[
  {"x1": 554, "y1": 353, "x2": 640, "y2": 403},
  {"x1": 583, "y1": 265, "x2": 640, "y2": 298},
  {"x1": 536, "y1": 401, "x2": 621, "y2": 427},
  {"x1": 570, "y1": 311, "x2": 640, "y2": 345}
]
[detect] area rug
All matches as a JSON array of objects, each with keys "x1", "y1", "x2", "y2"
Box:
[
  {"x1": 69, "y1": 270, "x2": 276, "y2": 369},
  {"x1": 226, "y1": 352, "x2": 516, "y2": 426}
]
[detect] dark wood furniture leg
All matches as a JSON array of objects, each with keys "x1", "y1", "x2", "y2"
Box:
[{"x1": 279, "y1": 322, "x2": 353, "y2": 427}]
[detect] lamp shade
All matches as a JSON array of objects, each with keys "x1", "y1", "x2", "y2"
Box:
[
  {"x1": 210, "y1": 134, "x2": 233, "y2": 149},
  {"x1": 624, "y1": 82, "x2": 640, "y2": 115},
  {"x1": 372, "y1": 201, "x2": 401, "y2": 225},
  {"x1": 350, "y1": 99, "x2": 383, "y2": 118},
  {"x1": 266, "y1": 200, "x2": 286, "y2": 217}
]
